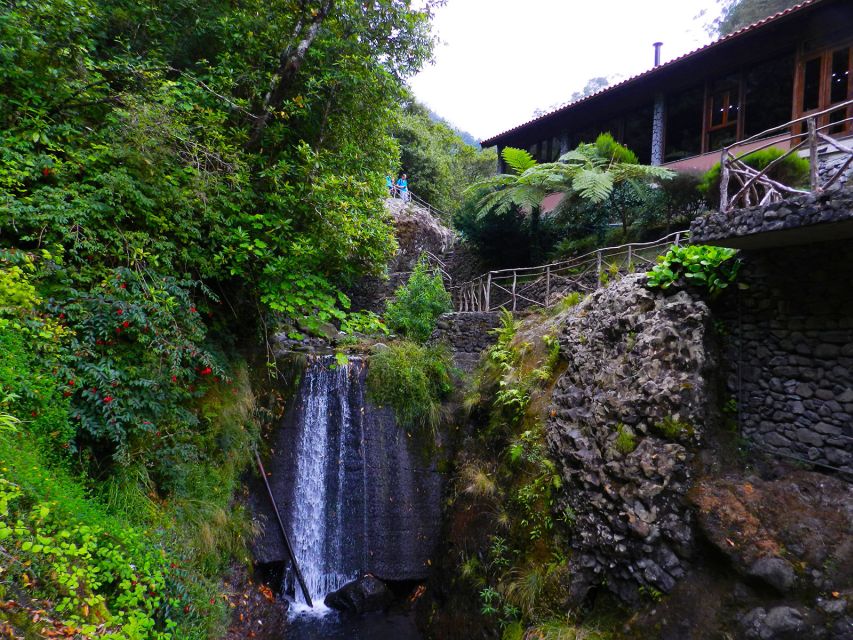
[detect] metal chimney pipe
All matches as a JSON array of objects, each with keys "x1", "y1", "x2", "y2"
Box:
[{"x1": 653, "y1": 42, "x2": 663, "y2": 67}]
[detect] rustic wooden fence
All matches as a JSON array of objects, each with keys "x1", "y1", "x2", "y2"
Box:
[
  {"x1": 720, "y1": 98, "x2": 853, "y2": 213},
  {"x1": 451, "y1": 231, "x2": 686, "y2": 313}
]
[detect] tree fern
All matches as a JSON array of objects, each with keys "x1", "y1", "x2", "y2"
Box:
[
  {"x1": 501, "y1": 147, "x2": 538, "y2": 175},
  {"x1": 571, "y1": 169, "x2": 613, "y2": 203}
]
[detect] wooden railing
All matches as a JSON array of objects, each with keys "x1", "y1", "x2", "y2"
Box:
[
  {"x1": 451, "y1": 231, "x2": 686, "y2": 312},
  {"x1": 720, "y1": 98, "x2": 853, "y2": 213}
]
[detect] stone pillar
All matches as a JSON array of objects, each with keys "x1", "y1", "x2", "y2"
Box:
[
  {"x1": 496, "y1": 144, "x2": 506, "y2": 174},
  {"x1": 559, "y1": 132, "x2": 571, "y2": 157},
  {"x1": 651, "y1": 93, "x2": 665, "y2": 166}
]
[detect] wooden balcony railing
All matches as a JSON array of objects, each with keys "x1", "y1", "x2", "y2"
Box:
[{"x1": 720, "y1": 98, "x2": 853, "y2": 213}]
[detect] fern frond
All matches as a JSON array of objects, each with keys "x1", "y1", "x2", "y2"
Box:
[
  {"x1": 501, "y1": 147, "x2": 537, "y2": 175},
  {"x1": 572, "y1": 169, "x2": 613, "y2": 203}
]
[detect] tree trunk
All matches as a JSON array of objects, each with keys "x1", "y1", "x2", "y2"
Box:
[{"x1": 246, "y1": 0, "x2": 335, "y2": 151}]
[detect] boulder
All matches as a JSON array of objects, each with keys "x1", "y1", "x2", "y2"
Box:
[{"x1": 324, "y1": 575, "x2": 393, "y2": 614}]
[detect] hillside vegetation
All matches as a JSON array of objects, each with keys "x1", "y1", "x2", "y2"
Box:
[{"x1": 0, "y1": 0, "x2": 437, "y2": 636}]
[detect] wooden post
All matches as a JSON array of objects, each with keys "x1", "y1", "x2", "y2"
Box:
[
  {"x1": 808, "y1": 117, "x2": 818, "y2": 191},
  {"x1": 596, "y1": 250, "x2": 603, "y2": 286},
  {"x1": 720, "y1": 148, "x2": 730, "y2": 211},
  {"x1": 254, "y1": 450, "x2": 313, "y2": 607},
  {"x1": 545, "y1": 266, "x2": 551, "y2": 308},
  {"x1": 511, "y1": 271, "x2": 517, "y2": 311},
  {"x1": 627, "y1": 245, "x2": 633, "y2": 272},
  {"x1": 485, "y1": 273, "x2": 492, "y2": 312},
  {"x1": 674, "y1": 232, "x2": 681, "y2": 247}
]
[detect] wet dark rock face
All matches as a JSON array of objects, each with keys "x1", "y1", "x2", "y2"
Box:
[
  {"x1": 324, "y1": 575, "x2": 393, "y2": 614},
  {"x1": 545, "y1": 274, "x2": 714, "y2": 605},
  {"x1": 250, "y1": 356, "x2": 443, "y2": 591}
]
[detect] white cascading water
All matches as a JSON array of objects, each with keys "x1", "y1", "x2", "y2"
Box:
[{"x1": 287, "y1": 358, "x2": 357, "y2": 615}]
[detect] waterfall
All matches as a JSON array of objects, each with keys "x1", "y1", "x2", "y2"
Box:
[
  {"x1": 287, "y1": 358, "x2": 358, "y2": 612},
  {"x1": 252, "y1": 354, "x2": 443, "y2": 616}
]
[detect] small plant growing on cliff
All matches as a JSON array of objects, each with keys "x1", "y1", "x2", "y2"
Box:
[
  {"x1": 366, "y1": 340, "x2": 453, "y2": 435},
  {"x1": 384, "y1": 255, "x2": 452, "y2": 343},
  {"x1": 614, "y1": 424, "x2": 638, "y2": 454},
  {"x1": 653, "y1": 415, "x2": 695, "y2": 440},
  {"x1": 646, "y1": 244, "x2": 740, "y2": 296}
]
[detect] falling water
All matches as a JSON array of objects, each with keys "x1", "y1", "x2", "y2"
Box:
[
  {"x1": 253, "y1": 353, "x2": 442, "y2": 627},
  {"x1": 288, "y1": 359, "x2": 357, "y2": 612}
]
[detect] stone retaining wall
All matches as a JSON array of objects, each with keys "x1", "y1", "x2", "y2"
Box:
[
  {"x1": 719, "y1": 239, "x2": 853, "y2": 474},
  {"x1": 691, "y1": 186, "x2": 853, "y2": 246},
  {"x1": 430, "y1": 312, "x2": 501, "y2": 372}
]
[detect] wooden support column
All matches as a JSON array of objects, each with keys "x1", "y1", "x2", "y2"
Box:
[
  {"x1": 485, "y1": 273, "x2": 492, "y2": 311},
  {"x1": 545, "y1": 266, "x2": 551, "y2": 307},
  {"x1": 596, "y1": 250, "x2": 603, "y2": 286},
  {"x1": 808, "y1": 117, "x2": 818, "y2": 191},
  {"x1": 511, "y1": 271, "x2": 517, "y2": 311},
  {"x1": 720, "y1": 148, "x2": 730, "y2": 211}
]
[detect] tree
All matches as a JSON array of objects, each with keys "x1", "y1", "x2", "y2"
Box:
[
  {"x1": 393, "y1": 98, "x2": 496, "y2": 215},
  {"x1": 712, "y1": 0, "x2": 800, "y2": 36},
  {"x1": 471, "y1": 135, "x2": 674, "y2": 242}
]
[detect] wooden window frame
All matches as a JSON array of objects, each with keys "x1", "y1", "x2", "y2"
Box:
[
  {"x1": 793, "y1": 40, "x2": 853, "y2": 136},
  {"x1": 702, "y1": 74, "x2": 745, "y2": 153}
]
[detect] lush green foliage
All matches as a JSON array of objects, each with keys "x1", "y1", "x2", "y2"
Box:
[
  {"x1": 0, "y1": 0, "x2": 439, "y2": 635},
  {"x1": 646, "y1": 244, "x2": 740, "y2": 296},
  {"x1": 1, "y1": 0, "x2": 435, "y2": 330},
  {"x1": 698, "y1": 147, "x2": 810, "y2": 209},
  {"x1": 0, "y1": 432, "x2": 218, "y2": 638},
  {"x1": 365, "y1": 341, "x2": 453, "y2": 434},
  {"x1": 460, "y1": 135, "x2": 682, "y2": 267},
  {"x1": 393, "y1": 99, "x2": 496, "y2": 215},
  {"x1": 384, "y1": 256, "x2": 452, "y2": 342},
  {"x1": 614, "y1": 424, "x2": 637, "y2": 455}
]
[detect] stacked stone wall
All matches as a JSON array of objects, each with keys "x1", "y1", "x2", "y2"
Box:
[
  {"x1": 719, "y1": 238, "x2": 853, "y2": 474},
  {"x1": 430, "y1": 312, "x2": 501, "y2": 372}
]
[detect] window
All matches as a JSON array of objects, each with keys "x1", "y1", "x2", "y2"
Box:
[
  {"x1": 743, "y1": 55, "x2": 794, "y2": 138},
  {"x1": 705, "y1": 75, "x2": 741, "y2": 151},
  {"x1": 665, "y1": 86, "x2": 703, "y2": 162},
  {"x1": 795, "y1": 44, "x2": 853, "y2": 135}
]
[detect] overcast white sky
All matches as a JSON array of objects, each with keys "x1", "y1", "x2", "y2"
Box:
[{"x1": 409, "y1": 0, "x2": 721, "y2": 142}]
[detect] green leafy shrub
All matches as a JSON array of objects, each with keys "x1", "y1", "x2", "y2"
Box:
[
  {"x1": 366, "y1": 341, "x2": 453, "y2": 434},
  {"x1": 50, "y1": 267, "x2": 228, "y2": 469},
  {"x1": 0, "y1": 430, "x2": 220, "y2": 639},
  {"x1": 699, "y1": 147, "x2": 810, "y2": 209},
  {"x1": 646, "y1": 244, "x2": 740, "y2": 296},
  {"x1": 384, "y1": 256, "x2": 452, "y2": 342}
]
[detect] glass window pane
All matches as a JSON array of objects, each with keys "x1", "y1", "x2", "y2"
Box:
[
  {"x1": 828, "y1": 105, "x2": 849, "y2": 134},
  {"x1": 711, "y1": 93, "x2": 726, "y2": 127},
  {"x1": 709, "y1": 127, "x2": 737, "y2": 151},
  {"x1": 622, "y1": 104, "x2": 653, "y2": 164},
  {"x1": 830, "y1": 48, "x2": 850, "y2": 104},
  {"x1": 744, "y1": 55, "x2": 794, "y2": 137},
  {"x1": 802, "y1": 56, "x2": 822, "y2": 111},
  {"x1": 664, "y1": 85, "x2": 703, "y2": 162}
]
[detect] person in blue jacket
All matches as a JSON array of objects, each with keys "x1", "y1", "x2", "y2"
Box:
[
  {"x1": 385, "y1": 175, "x2": 396, "y2": 197},
  {"x1": 396, "y1": 174, "x2": 409, "y2": 201}
]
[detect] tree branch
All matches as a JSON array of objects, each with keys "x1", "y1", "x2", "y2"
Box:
[{"x1": 246, "y1": 0, "x2": 335, "y2": 151}]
